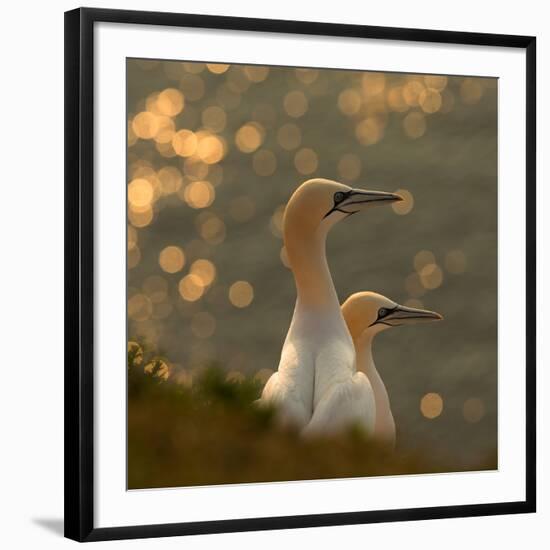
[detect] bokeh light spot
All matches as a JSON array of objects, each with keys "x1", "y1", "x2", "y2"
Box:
[
  {"x1": 157, "y1": 166, "x2": 183, "y2": 195},
  {"x1": 127, "y1": 225, "x2": 138, "y2": 250},
  {"x1": 387, "y1": 86, "x2": 409, "y2": 112},
  {"x1": 196, "y1": 134, "x2": 225, "y2": 164},
  {"x1": 294, "y1": 148, "x2": 318, "y2": 175},
  {"x1": 159, "y1": 245, "x2": 185, "y2": 273},
  {"x1": 419, "y1": 263, "x2": 444, "y2": 289},
  {"x1": 153, "y1": 301, "x2": 173, "y2": 320},
  {"x1": 295, "y1": 68, "x2": 319, "y2": 85},
  {"x1": 420, "y1": 392, "x2": 443, "y2": 419},
  {"x1": 156, "y1": 140, "x2": 177, "y2": 158},
  {"x1": 235, "y1": 123, "x2": 264, "y2": 153},
  {"x1": 128, "y1": 121, "x2": 138, "y2": 147},
  {"x1": 183, "y1": 157, "x2": 209, "y2": 180},
  {"x1": 128, "y1": 245, "x2": 141, "y2": 269},
  {"x1": 196, "y1": 212, "x2": 226, "y2": 245},
  {"x1": 128, "y1": 293, "x2": 153, "y2": 322},
  {"x1": 419, "y1": 88, "x2": 442, "y2": 114},
  {"x1": 128, "y1": 178, "x2": 154, "y2": 209},
  {"x1": 460, "y1": 78, "x2": 484, "y2": 105},
  {"x1": 157, "y1": 88, "x2": 184, "y2": 116},
  {"x1": 172, "y1": 129, "x2": 198, "y2": 157},
  {"x1": 392, "y1": 189, "x2": 414, "y2": 215},
  {"x1": 361, "y1": 73, "x2": 386, "y2": 98},
  {"x1": 337, "y1": 89, "x2": 362, "y2": 116},
  {"x1": 269, "y1": 205, "x2": 286, "y2": 238},
  {"x1": 424, "y1": 75, "x2": 448, "y2": 91},
  {"x1": 201, "y1": 105, "x2": 227, "y2": 132},
  {"x1": 283, "y1": 90, "x2": 308, "y2": 118},
  {"x1": 153, "y1": 115, "x2": 176, "y2": 144},
  {"x1": 253, "y1": 149, "x2": 277, "y2": 176},
  {"x1": 403, "y1": 112, "x2": 426, "y2": 139},
  {"x1": 190, "y1": 259, "x2": 217, "y2": 287},
  {"x1": 206, "y1": 63, "x2": 230, "y2": 74},
  {"x1": 142, "y1": 275, "x2": 168, "y2": 303},
  {"x1": 440, "y1": 90, "x2": 456, "y2": 114},
  {"x1": 132, "y1": 111, "x2": 159, "y2": 139},
  {"x1": 178, "y1": 274, "x2": 205, "y2": 302},
  {"x1": 402, "y1": 80, "x2": 425, "y2": 107},
  {"x1": 277, "y1": 123, "x2": 302, "y2": 151},
  {"x1": 414, "y1": 250, "x2": 436, "y2": 273},
  {"x1": 184, "y1": 180, "x2": 215, "y2": 209},
  {"x1": 128, "y1": 207, "x2": 153, "y2": 228},
  {"x1": 229, "y1": 281, "x2": 254, "y2": 308},
  {"x1": 243, "y1": 65, "x2": 270, "y2": 82},
  {"x1": 355, "y1": 118, "x2": 383, "y2": 146},
  {"x1": 183, "y1": 62, "x2": 205, "y2": 74},
  {"x1": 337, "y1": 153, "x2": 362, "y2": 182},
  {"x1": 463, "y1": 398, "x2": 486, "y2": 423},
  {"x1": 226, "y1": 67, "x2": 251, "y2": 93}
]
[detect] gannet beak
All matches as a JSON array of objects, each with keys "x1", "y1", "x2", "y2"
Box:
[
  {"x1": 377, "y1": 304, "x2": 443, "y2": 327},
  {"x1": 346, "y1": 189, "x2": 404, "y2": 207},
  {"x1": 341, "y1": 190, "x2": 404, "y2": 214},
  {"x1": 324, "y1": 189, "x2": 403, "y2": 219}
]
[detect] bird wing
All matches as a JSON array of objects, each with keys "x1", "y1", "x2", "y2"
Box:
[
  {"x1": 257, "y1": 372, "x2": 311, "y2": 428},
  {"x1": 256, "y1": 340, "x2": 314, "y2": 428},
  {"x1": 302, "y1": 372, "x2": 375, "y2": 437}
]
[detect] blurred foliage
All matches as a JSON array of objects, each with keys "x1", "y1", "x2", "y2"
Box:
[{"x1": 128, "y1": 345, "x2": 496, "y2": 489}]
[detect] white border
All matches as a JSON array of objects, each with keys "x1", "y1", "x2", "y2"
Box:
[{"x1": 95, "y1": 22, "x2": 526, "y2": 528}]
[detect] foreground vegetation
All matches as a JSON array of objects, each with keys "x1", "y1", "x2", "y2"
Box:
[{"x1": 128, "y1": 347, "x2": 496, "y2": 490}]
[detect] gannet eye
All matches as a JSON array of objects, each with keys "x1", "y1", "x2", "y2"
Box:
[
  {"x1": 378, "y1": 308, "x2": 388, "y2": 318},
  {"x1": 334, "y1": 192, "x2": 345, "y2": 204}
]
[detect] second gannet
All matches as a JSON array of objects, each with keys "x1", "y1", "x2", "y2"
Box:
[
  {"x1": 258, "y1": 179, "x2": 402, "y2": 428},
  {"x1": 330, "y1": 291, "x2": 443, "y2": 446}
]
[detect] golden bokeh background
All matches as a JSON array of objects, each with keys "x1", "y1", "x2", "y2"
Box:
[{"x1": 127, "y1": 59, "x2": 497, "y2": 474}]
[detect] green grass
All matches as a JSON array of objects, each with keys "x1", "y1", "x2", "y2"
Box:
[{"x1": 128, "y1": 348, "x2": 496, "y2": 490}]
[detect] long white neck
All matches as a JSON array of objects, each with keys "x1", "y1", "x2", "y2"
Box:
[
  {"x1": 285, "y1": 224, "x2": 340, "y2": 313},
  {"x1": 354, "y1": 331, "x2": 396, "y2": 448}
]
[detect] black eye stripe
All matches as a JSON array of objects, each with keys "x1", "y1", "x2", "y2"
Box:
[
  {"x1": 334, "y1": 192, "x2": 345, "y2": 204},
  {"x1": 323, "y1": 191, "x2": 352, "y2": 219},
  {"x1": 377, "y1": 306, "x2": 397, "y2": 320}
]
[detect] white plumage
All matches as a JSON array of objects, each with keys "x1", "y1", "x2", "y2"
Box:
[
  {"x1": 339, "y1": 291, "x2": 443, "y2": 446},
  {"x1": 257, "y1": 179, "x2": 402, "y2": 431}
]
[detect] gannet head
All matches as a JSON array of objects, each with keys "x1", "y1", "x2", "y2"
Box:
[
  {"x1": 342, "y1": 291, "x2": 443, "y2": 339},
  {"x1": 284, "y1": 178, "x2": 403, "y2": 237}
]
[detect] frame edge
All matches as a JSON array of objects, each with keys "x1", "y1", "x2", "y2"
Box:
[
  {"x1": 64, "y1": 7, "x2": 96, "y2": 542},
  {"x1": 524, "y1": 35, "x2": 536, "y2": 513},
  {"x1": 64, "y1": 7, "x2": 537, "y2": 541}
]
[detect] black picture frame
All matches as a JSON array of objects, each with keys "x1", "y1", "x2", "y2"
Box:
[{"x1": 64, "y1": 7, "x2": 537, "y2": 542}]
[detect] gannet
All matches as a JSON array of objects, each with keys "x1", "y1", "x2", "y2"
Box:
[
  {"x1": 258, "y1": 179, "x2": 402, "y2": 428},
  {"x1": 308, "y1": 291, "x2": 442, "y2": 444}
]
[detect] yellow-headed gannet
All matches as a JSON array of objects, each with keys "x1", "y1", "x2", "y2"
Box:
[
  {"x1": 306, "y1": 291, "x2": 443, "y2": 443},
  {"x1": 258, "y1": 179, "x2": 402, "y2": 428}
]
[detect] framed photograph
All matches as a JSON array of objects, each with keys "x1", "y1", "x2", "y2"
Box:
[{"x1": 65, "y1": 7, "x2": 536, "y2": 542}]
